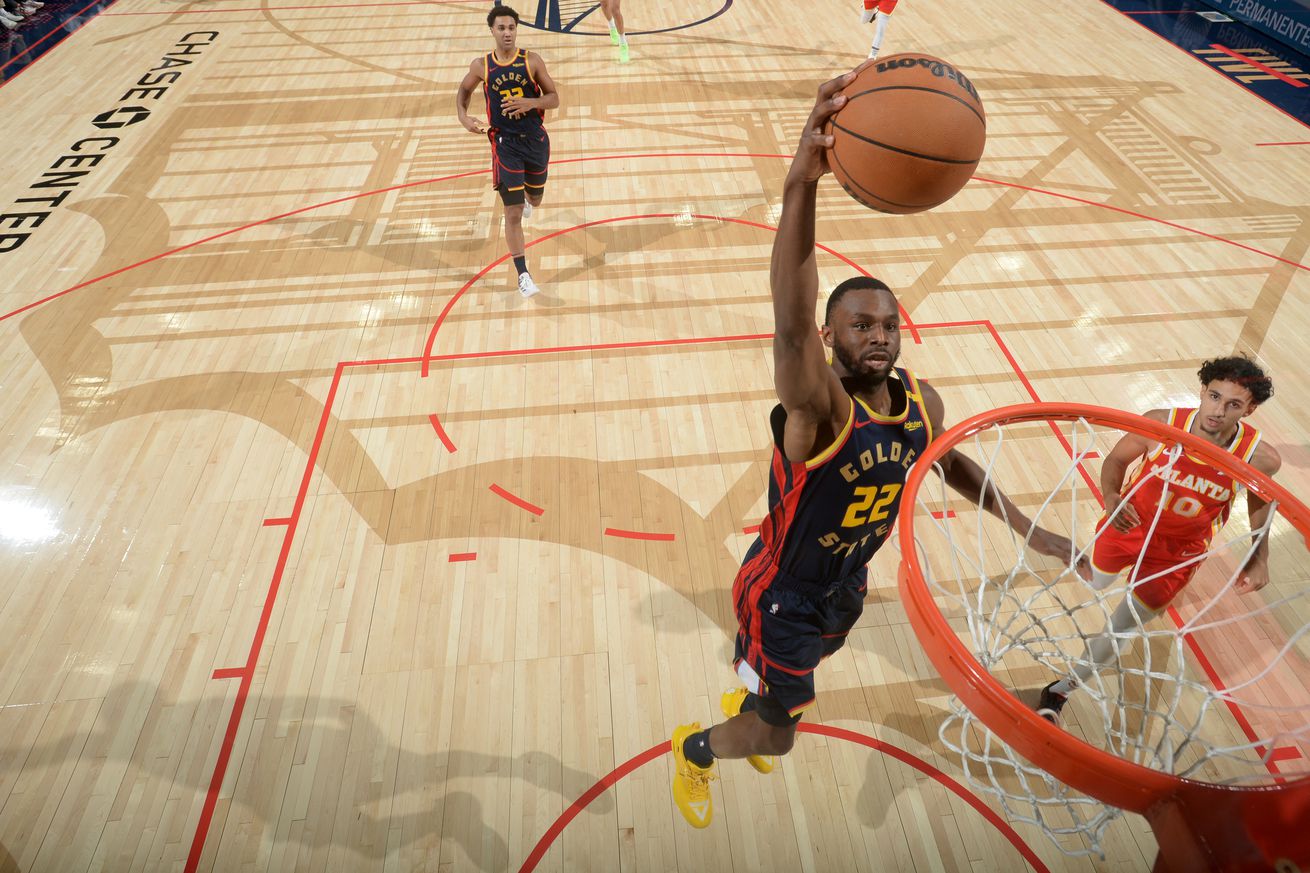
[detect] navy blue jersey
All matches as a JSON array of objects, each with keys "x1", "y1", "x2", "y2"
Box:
[
  {"x1": 739, "y1": 367, "x2": 933, "y2": 594},
  {"x1": 483, "y1": 50, "x2": 545, "y2": 136}
]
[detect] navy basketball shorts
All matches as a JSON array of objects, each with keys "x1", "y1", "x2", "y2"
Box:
[
  {"x1": 489, "y1": 130, "x2": 549, "y2": 206},
  {"x1": 733, "y1": 567, "x2": 869, "y2": 726}
]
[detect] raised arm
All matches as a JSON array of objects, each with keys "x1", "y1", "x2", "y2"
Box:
[
  {"x1": 921, "y1": 381, "x2": 1088, "y2": 572},
  {"x1": 1099, "y1": 408, "x2": 1167, "y2": 531},
  {"x1": 456, "y1": 58, "x2": 488, "y2": 134},
  {"x1": 769, "y1": 69, "x2": 864, "y2": 462},
  {"x1": 1237, "y1": 441, "x2": 1282, "y2": 593}
]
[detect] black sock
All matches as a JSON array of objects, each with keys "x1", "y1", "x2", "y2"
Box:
[
  {"x1": 683, "y1": 729, "x2": 715, "y2": 768},
  {"x1": 513, "y1": 254, "x2": 528, "y2": 276},
  {"x1": 740, "y1": 693, "x2": 758, "y2": 713}
]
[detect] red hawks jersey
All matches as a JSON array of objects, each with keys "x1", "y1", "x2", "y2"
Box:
[{"x1": 1124, "y1": 407, "x2": 1261, "y2": 544}]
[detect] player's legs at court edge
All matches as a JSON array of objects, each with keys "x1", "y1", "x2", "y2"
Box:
[
  {"x1": 671, "y1": 575, "x2": 861, "y2": 828},
  {"x1": 502, "y1": 201, "x2": 537, "y2": 298},
  {"x1": 493, "y1": 132, "x2": 548, "y2": 298},
  {"x1": 671, "y1": 702, "x2": 797, "y2": 829},
  {"x1": 1036, "y1": 530, "x2": 1179, "y2": 726},
  {"x1": 861, "y1": 0, "x2": 897, "y2": 58},
  {"x1": 601, "y1": 0, "x2": 629, "y2": 62}
]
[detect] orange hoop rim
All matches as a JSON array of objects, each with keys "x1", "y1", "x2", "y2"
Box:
[{"x1": 896, "y1": 401, "x2": 1310, "y2": 817}]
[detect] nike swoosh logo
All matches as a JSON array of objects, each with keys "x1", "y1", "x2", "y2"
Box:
[{"x1": 854, "y1": 419, "x2": 873, "y2": 429}]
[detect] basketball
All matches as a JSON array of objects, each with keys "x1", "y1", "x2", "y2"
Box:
[{"x1": 827, "y1": 54, "x2": 987, "y2": 214}]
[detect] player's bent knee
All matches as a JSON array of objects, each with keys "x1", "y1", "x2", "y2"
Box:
[{"x1": 765, "y1": 725, "x2": 797, "y2": 756}]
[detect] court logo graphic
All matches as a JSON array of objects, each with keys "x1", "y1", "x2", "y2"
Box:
[
  {"x1": 0, "y1": 31, "x2": 219, "y2": 255},
  {"x1": 92, "y1": 105, "x2": 152, "y2": 130}
]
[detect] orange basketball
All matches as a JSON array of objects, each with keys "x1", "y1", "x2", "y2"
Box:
[{"x1": 827, "y1": 54, "x2": 986, "y2": 214}]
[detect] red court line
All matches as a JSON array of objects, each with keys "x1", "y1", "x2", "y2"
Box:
[
  {"x1": 352, "y1": 336, "x2": 772, "y2": 372},
  {"x1": 974, "y1": 176, "x2": 1310, "y2": 273},
  {"x1": 103, "y1": 0, "x2": 469, "y2": 13},
  {"x1": 970, "y1": 319, "x2": 1277, "y2": 769},
  {"x1": 1167, "y1": 603, "x2": 1279, "y2": 774},
  {"x1": 419, "y1": 213, "x2": 921, "y2": 369},
  {"x1": 0, "y1": 169, "x2": 486, "y2": 324},
  {"x1": 975, "y1": 320, "x2": 1101, "y2": 497},
  {"x1": 1209, "y1": 43, "x2": 1307, "y2": 87},
  {"x1": 1103, "y1": 2, "x2": 1310, "y2": 131},
  {"x1": 1256, "y1": 141, "x2": 1310, "y2": 146},
  {"x1": 6, "y1": 154, "x2": 786, "y2": 325},
  {"x1": 742, "y1": 523, "x2": 761, "y2": 534},
  {"x1": 428, "y1": 412, "x2": 457, "y2": 452},
  {"x1": 930, "y1": 510, "x2": 957, "y2": 519},
  {"x1": 1270, "y1": 746, "x2": 1304, "y2": 763},
  {"x1": 423, "y1": 331, "x2": 772, "y2": 377},
  {"x1": 448, "y1": 552, "x2": 477, "y2": 562},
  {"x1": 489, "y1": 483, "x2": 545, "y2": 516},
  {"x1": 185, "y1": 360, "x2": 347, "y2": 873},
  {"x1": 0, "y1": 0, "x2": 110, "y2": 80},
  {"x1": 603, "y1": 527, "x2": 676, "y2": 541},
  {"x1": 183, "y1": 324, "x2": 1294, "y2": 866},
  {"x1": 211, "y1": 668, "x2": 245, "y2": 679},
  {"x1": 930, "y1": 316, "x2": 1281, "y2": 778},
  {"x1": 516, "y1": 724, "x2": 1049, "y2": 873},
  {"x1": 8, "y1": 153, "x2": 1310, "y2": 326},
  {"x1": 262, "y1": 516, "x2": 291, "y2": 526},
  {"x1": 964, "y1": 323, "x2": 1279, "y2": 775},
  {"x1": 132, "y1": 161, "x2": 1308, "y2": 864}
]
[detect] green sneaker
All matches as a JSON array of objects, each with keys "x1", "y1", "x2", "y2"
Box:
[
  {"x1": 609, "y1": 24, "x2": 620, "y2": 45},
  {"x1": 618, "y1": 42, "x2": 630, "y2": 64}
]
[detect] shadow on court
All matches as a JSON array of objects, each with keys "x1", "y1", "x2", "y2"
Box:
[{"x1": 0, "y1": 680, "x2": 613, "y2": 872}]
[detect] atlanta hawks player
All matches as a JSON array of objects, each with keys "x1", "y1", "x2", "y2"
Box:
[{"x1": 1037, "y1": 355, "x2": 1280, "y2": 724}]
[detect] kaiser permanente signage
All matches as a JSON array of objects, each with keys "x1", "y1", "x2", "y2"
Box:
[
  {"x1": 1201, "y1": 0, "x2": 1310, "y2": 54},
  {"x1": 0, "y1": 31, "x2": 219, "y2": 255}
]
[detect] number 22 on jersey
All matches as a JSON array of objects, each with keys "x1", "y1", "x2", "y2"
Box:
[{"x1": 841, "y1": 483, "x2": 902, "y2": 527}]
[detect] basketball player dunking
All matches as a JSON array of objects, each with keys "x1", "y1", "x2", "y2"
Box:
[
  {"x1": 1036, "y1": 355, "x2": 1281, "y2": 725},
  {"x1": 668, "y1": 67, "x2": 1089, "y2": 829},
  {"x1": 456, "y1": 5, "x2": 560, "y2": 298}
]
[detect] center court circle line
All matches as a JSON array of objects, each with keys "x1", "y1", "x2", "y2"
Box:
[
  {"x1": 516, "y1": 722, "x2": 1050, "y2": 873},
  {"x1": 521, "y1": 0, "x2": 732, "y2": 35},
  {"x1": 2, "y1": 151, "x2": 1305, "y2": 325},
  {"x1": 417, "y1": 209, "x2": 923, "y2": 377},
  {"x1": 12, "y1": 152, "x2": 1272, "y2": 870}
]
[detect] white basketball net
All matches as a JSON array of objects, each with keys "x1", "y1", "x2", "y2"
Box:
[{"x1": 907, "y1": 414, "x2": 1310, "y2": 858}]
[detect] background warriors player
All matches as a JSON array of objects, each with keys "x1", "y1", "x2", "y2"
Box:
[
  {"x1": 1037, "y1": 355, "x2": 1280, "y2": 725},
  {"x1": 668, "y1": 65, "x2": 1088, "y2": 830},
  {"x1": 455, "y1": 5, "x2": 560, "y2": 298}
]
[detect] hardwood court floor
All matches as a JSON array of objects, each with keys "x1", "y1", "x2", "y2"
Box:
[{"x1": 1, "y1": 0, "x2": 1308, "y2": 870}]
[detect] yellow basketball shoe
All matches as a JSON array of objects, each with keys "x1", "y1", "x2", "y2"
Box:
[
  {"x1": 720, "y1": 688, "x2": 776, "y2": 774},
  {"x1": 670, "y1": 723, "x2": 717, "y2": 828}
]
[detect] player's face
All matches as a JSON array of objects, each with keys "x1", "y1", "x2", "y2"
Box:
[
  {"x1": 490, "y1": 16, "x2": 518, "y2": 53},
  {"x1": 1196, "y1": 380, "x2": 1256, "y2": 438},
  {"x1": 824, "y1": 289, "x2": 901, "y2": 382}
]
